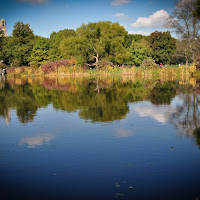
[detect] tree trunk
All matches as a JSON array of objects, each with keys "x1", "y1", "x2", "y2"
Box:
[
  {"x1": 94, "y1": 52, "x2": 99, "y2": 69},
  {"x1": 185, "y1": 49, "x2": 188, "y2": 66},
  {"x1": 186, "y1": 56, "x2": 189, "y2": 66},
  {"x1": 94, "y1": 52, "x2": 99, "y2": 63}
]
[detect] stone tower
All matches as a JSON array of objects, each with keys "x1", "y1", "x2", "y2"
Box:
[{"x1": 0, "y1": 18, "x2": 8, "y2": 37}]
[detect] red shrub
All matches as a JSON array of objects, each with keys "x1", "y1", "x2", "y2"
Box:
[
  {"x1": 7, "y1": 68, "x2": 15, "y2": 73},
  {"x1": 41, "y1": 59, "x2": 74, "y2": 73},
  {"x1": 41, "y1": 62, "x2": 56, "y2": 73}
]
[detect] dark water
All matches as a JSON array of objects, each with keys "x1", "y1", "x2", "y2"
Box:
[{"x1": 1, "y1": 75, "x2": 200, "y2": 200}]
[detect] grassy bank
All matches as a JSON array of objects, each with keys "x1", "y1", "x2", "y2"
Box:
[{"x1": 6, "y1": 64, "x2": 198, "y2": 81}]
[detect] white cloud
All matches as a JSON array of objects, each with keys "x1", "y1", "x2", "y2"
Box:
[
  {"x1": 115, "y1": 128, "x2": 133, "y2": 138},
  {"x1": 112, "y1": 13, "x2": 131, "y2": 20},
  {"x1": 120, "y1": 24, "x2": 127, "y2": 29},
  {"x1": 131, "y1": 10, "x2": 169, "y2": 28},
  {"x1": 134, "y1": 105, "x2": 176, "y2": 123},
  {"x1": 19, "y1": 133, "x2": 55, "y2": 148},
  {"x1": 128, "y1": 30, "x2": 150, "y2": 36},
  {"x1": 112, "y1": 0, "x2": 131, "y2": 6},
  {"x1": 17, "y1": 0, "x2": 49, "y2": 4}
]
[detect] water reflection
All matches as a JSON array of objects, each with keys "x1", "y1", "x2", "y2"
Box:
[
  {"x1": 19, "y1": 133, "x2": 55, "y2": 148},
  {"x1": 170, "y1": 94, "x2": 200, "y2": 136},
  {"x1": 1, "y1": 76, "x2": 200, "y2": 199},
  {"x1": 115, "y1": 128, "x2": 133, "y2": 138},
  {"x1": 134, "y1": 104, "x2": 176, "y2": 124},
  {"x1": 150, "y1": 81, "x2": 177, "y2": 105},
  {"x1": 193, "y1": 128, "x2": 200, "y2": 148},
  {"x1": 1, "y1": 76, "x2": 200, "y2": 140}
]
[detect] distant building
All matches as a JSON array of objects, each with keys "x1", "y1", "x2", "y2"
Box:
[{"x1": 0, "y1": 18, "x2": 8, "y2": 37}]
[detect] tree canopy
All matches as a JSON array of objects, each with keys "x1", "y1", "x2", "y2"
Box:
[
  {"x1": 1, "y1": 22, "x2": 35, "y2": 66},
  {"x1": 149, "y1": 31, "x2": 176, "y2": 64},
  {"x1": 0, "y1": 20, "x2": 179, "y2": 68},
  {"x1": 60, "y1": 21, "x2": 130, "y2": 65}
]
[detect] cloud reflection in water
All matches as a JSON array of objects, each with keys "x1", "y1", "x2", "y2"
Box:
[
  {"x1": 115, "y1": 128, "x2": 133, "y2": 138},
  {"x1": 19, "y1": 133, "x2": 55, "y2": 148},
  {"x1": 134, "y1": 104, "x2": 176, "y2": 123}
]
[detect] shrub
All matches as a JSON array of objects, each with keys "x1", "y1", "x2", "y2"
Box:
[
  {"x1": 70, "y1": 56, "x2": 76, "y2": 65},
  {"x1": 7, "y1": 68, "x2": 15, "y2": 73},
  {"x1": 41, "y1": 58, "x2": 76, "y2": 74},
  {"x1": 41, "y1": 62, "x2": 56, "y2": 73},
  {"x1": 96, "y1": 60, "x2": 114, "y2": 70},
  {"x1": 140, "y1": 58, "x2": 158, "y2": 69},
  {"x1": 82, "y1": 64, "x2": 88, "y2": 70},
  {"x1": 15, "y1": 67, "x2": 25, "y2": 74},
  {"x1": 12, "y1": 58, "x2": 21, "y2": 67},
  {"x1": 0, "y1": 63, "x2": 7, "y2": 69}
]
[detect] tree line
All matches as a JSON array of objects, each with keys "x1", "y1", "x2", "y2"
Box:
[{"x1": 0, "y1": 0, "x2": 200, "y2": 69}]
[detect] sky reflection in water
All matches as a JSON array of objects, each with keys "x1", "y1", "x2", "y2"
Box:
[{"x1": 0, "y1": 76, "x2": 200, "y2": 200}]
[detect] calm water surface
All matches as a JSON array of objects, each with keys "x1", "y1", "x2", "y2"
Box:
[{"x1": 1, "y1": 76, "x2": 200, "y2": 200}]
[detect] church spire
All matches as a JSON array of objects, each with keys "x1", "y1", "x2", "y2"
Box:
[{"x1": 0, "y1": 18, "x2": 8, "y2": 37}]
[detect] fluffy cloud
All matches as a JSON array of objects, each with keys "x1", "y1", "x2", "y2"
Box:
[
  {"x1": 128, "y1": 30, "x2": 150, "y2": 36},
  {"x1": 112, "y1": 0, "x2": 131, "y2": 6},
  {"x1": 112, "y1": 13, "x2": 131, "y2": 20},
  {"x1": 17, "y1": 0, "x2": 49, "y2": 4},
  {"x1": 131, "y1": 10, "x2": 169, "y2": 28}
]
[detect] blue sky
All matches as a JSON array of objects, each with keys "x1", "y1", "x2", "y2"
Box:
[{"x1": 1, "y1": 0, "x2": 176, "y2": 38}]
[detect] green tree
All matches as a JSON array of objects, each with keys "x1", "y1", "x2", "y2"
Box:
[
  {"x1": 60, "y1": 21, "x2": 129, "y2": 66},
  {"x1": 49, "y1": 29, "x2": 76, "y2": 61},
  {"x1": 29, "y1": 37, "x2": 50, "y2": 67},
  {"x1": 124, "y1": 34, "x2": 145, "y2": 48},
  {"x1": 0, "y1": 36, "x2": 15, "y2": 65},
  {"x1": 1, "y1": 22, "x2": 35, "y2": 66},
  {"x1": 0, "y1": 29, "x2": 4, "y2": 60},
  {"x1": 12, "y1": 22, "x2": 34, "y2": 42},
  {"x1": 60, "y1": 35, "x2": 92, "y2": 65},
  {"x1": 149, "y1": 31, "x2": 176, "y2": 64},
  {"x1": 128, "y1": 38, "x2": 152, "y2": 66},
  {"x1": 11, "y1": 22, "x2": 35, "y2": 66}
]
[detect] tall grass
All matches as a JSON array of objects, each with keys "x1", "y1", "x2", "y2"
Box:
[{"x1": 6, "y1": 61, "x2": 198, "y2": 80}]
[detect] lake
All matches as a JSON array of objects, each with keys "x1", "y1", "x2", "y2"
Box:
[{"x1": 1, "y1": 75, "x2": 200, "y2": 200}]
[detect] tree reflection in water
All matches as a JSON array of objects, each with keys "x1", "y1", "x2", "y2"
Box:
[
  {"x1": 1, "y1": 76, "x2": 200, "y2": 147},
  {"x1": 169, "y1": 91, "x2": 200, "y2": 148}
]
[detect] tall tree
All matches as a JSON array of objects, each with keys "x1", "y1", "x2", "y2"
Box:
[
  {"x1": 49, "y1": 29, "x2": 76, "y2": 61},
  {"x1": 12, "y1": 22, "x2": 34, "y2": 43},
  {"x1": 0, "y1": 29, "x2": 4, "y2": 61},
  {"x1": 149, "y1": 31, "x2": 176, "y2": 64},
  {"x1": 74, "y1": 21, "x2": 129, "y2": 65},
  {"x1": 166, "y1": 0, "x2": 200, "y2": 65},
  {"x1": 124, "y1": 34, "x2": 145, "y2": 48},
  {"x1": 8, "y1": 22, "x2": 35, "y2": 66},
  {"x1": 29, "y1": 37, "x2": 50, "y2": 67},
  {"x1": 60, "y1": 35, "x2": 92, "y2": 65},
  {"x1": 128, "y1": 38, "x2": 152, "y2": 66}
]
